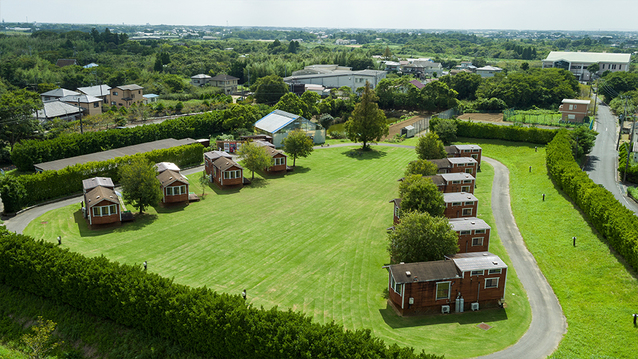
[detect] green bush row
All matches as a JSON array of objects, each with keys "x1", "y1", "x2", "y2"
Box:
[
  {"x1": 431, "y1": 118, "x2": 558, "y2": 144},
  {"x1": 0, "y1": 230, "x2": 442, "y2": 359},
  {"x1": 11, "y1": 112, "x2": 222, "y2": 171},
  {"x1": 546, "y1": 131, "x2": 638, "y2": 272},
  {"x1": 1, "y1": 143, "x2": 204, "y2": 213},
  {"x1": 617, "y1": 143, "x2": 638, "y2": 183}
]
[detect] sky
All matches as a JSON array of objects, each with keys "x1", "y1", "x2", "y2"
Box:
[{"x1": 3, "y1": 0, "x2": 638, "y2": 32}]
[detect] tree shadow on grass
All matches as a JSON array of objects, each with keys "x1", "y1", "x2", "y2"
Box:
[
  {"x1": 340, "y1": 148, "x2": 388, "y2": 161},
  {"x1": 379, "y1": 302, "x2": 509, "y2": 329},
  {"x1": 154, "y1": 202, "x2": 188, "y2": 214},
  {"x1": 74, "y1": 209, "x2": 158, "y2": 237},
  {"x1": 280, "y1": 166, "x2": 311, "y2": 176}
]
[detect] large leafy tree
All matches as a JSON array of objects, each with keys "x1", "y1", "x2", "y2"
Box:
[
  {"x1": 387, "y1": 210, "x2": 459, "y2": 263},
  {"x1": 415, "y1": 132, "x2": 447, "y2": 160},
  {"x1": 0, "y1": 89, "x2": 42, "y2": 151},
  {"x1": 432, "y1": 119, "x2": 457, "y2": 145},
  {"x1": 405, "y1": 159, "x2": 438, "y2": 177},
  {"x1": 344, "y1": 81, "x2": 388, "y2": 150},
  {"x1": 399, "y1": 175, "x2": 445, "y2": 217},
  {"x1": 252, "y1": 74, "x2": 289, "y2": 104},
  {"x1": 439, "y1": 72, "x2": 483, "y2": 100},
  {"x1": 237, "y1": 141, "x2": 272, "y2": 180},
  {"x1": 282, "y1": 128, "x2": 314, "y2": 167},
  {"x1": 570, "y1": 126, "x2": 598, "y2": 159},
  {"x1": 118, "y1": 157, "x2": 162, "y2": 214}
]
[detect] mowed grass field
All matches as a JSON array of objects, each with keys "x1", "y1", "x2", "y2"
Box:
[
  {"x1": 24, "y1": 145, "x2": 530, "y2": 359},
  {"x1": 463, "y1": 138, "x2": 638, "y2": 358}
]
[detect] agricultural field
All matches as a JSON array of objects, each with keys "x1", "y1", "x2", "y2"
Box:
[{"x1": 24, "y1": 145, "x2": 529, "y2": 358}]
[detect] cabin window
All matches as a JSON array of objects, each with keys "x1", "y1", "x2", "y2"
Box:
[
  {"x1": 113, "y1": 91, "x2": 118, "y2": 96},
  {"x1": 462, "y1": 208, "x2": 473, "y2": 216},
  {"x1": 274, "y1": 157, "x2": 286, "y2": 166},
  {"x1": 452, "y1": 180, "x2": 461, "y2": 184},
  {"x1": 485, "y1": 278, "x2": 499, "y2": 289},
  {"x1": 465, "y1": 168, "x2": 473, "y2": 174},
  {"x1": 461, "y1": 186, "x2": 471, "y2": 192},
  {"x1": 167, "y1": 185, "x2": 187, "y2": 196},
  {"x1": 471, "y1": 270, "x2": 484, "y2": 276},
  {"x1": 463, "y1": 180, "x2": 473, "y2": 184},
  {"x1": 391, "y1": 276, "x2": 401, "y2": 294},
  {"x1": 472, "y1": 237, "x2": 484, "y2": 246},
  {"x1": 436, "y1": 281, "x2": 451, "y2": 300},
  {"x1": 452, "y1": 202, "x2": 462, "y2": 206},
  {"x1": 464, "y1": 201, "x2": 474, "y2": 206},
  {"x1": 475, "y1": 229, "x2": 486, "y2": 234},
  {"x1": 92, "y1": 204, "x2": 117, "y2": 217},
  {"x1": 223, "y1": 170, "x2": 241, "y2": 179},
  {"x1": 488, "y1": 269, "x2": 502, "y2": 275},
  {"x1": 460, "y1": 230, "x2": 470, "y2": 235}
]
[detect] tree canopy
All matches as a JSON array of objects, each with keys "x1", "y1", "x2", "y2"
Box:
[
  {"x1": 387, "y1": 210, "x2": 459, "y2": 263},
  {"x1": 281, "y1": 129, "x2": 314, "y2": 167},
  {"x1": 237, "y1": 141, "x2": 272, "y2": 180},
  {"x1": 432, "y1": 119, "x2": 457, "y2": 145},
  {"x1": 0, "y1": 89, "x2": 42, "y2": 151},
  {"x1": 399, "y1": 175, "x2": 445, "y2": 217},
  {"x1": 415, "y1": 132, "x2": 447, "y2": 160},
  {"x1": 118, "y1": 157, "x2": 162, "y2": 214},
  {"x1": 405, "y1": 159, "x2": 439, "y2": 177},
  {"x1": 252, "y1": 74, "x2": 289, "y2": 104},
  {"x1": 344, "y1": 81, "x2": 388, "y2": 150}
]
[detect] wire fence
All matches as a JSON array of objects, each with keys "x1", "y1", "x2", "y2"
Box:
[{"x1": 503, "y1": 108, "x2": 590, "y2": 128}]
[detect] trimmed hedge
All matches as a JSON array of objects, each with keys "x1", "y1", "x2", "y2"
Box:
[
  {"x1": 546, "y1": 130, "x2": 638, "y2": 272},
  {"x1": 11, "y1": 112, "x2": 223, "y2": 171},
  {"x1": 1, "y1": 143, "x2": 204, "y2": 213},
  {"x1": 430, "y1": 118, "x2": 558, "y2": 145},
  {"x1": 0, "y1": 230, "x2": 442, "y2": 359}
]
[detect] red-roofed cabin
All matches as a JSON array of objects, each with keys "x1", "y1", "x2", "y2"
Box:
[
  {"x1": 384, "y1": 252, "x2": 507, "y2": 315},
  {"x1": 85, "y1": 186, "x2": 121, "y2": 225},
  {"x1": 157, "y1": 169, "x2": 189, "y2": 204},
  {"x1": 444, "y1": 192, "x2": 478, "y2": 219},
  {"x1": 449, "y1": 217, "x2": 491, "y2": 253}
]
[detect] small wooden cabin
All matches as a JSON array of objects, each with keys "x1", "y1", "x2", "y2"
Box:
[
  {"x1": 254, "y1": 141, "x2": 287, "y2": 173},
  {"x1": 449, "y1": 217, "x2": 491, "y2": 253},
  {"x1": 428, "y1": 157, "x2": 478, "y2": 176},
  {"x1": 85, "y1": 185, "x2": 121, "y2": 226},
  {"x1": 445, "y1": 145, "x2": 482, "y2": 167},
  {"x1": 155, "y1": 162, "x2": 180, "y2": 174},
  {"x1": 210, "y1": 157, "x2": 245, "y2": 189},
  {"x1": 157, "y1": 169, "x2": 189, "y2": 204},
  {"x1": 443, "y1": 192, "x2": 478, "y2": 219},
  {"x1": 385, "y1": 252, "x2": 507, "y2": 315},
  {"x1": 389, "y1": 198, "x2": 402, "y2": 226},
  {"x1": 421, "y1": 173, "x2": 475, "y2": 194}
]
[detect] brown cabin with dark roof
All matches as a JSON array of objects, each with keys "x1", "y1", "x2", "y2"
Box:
[
  {"x1": 449, "y1": 217, "x2": 491, "y2": 253},
  {"x1": 445, "y1": 145, "x2": 482, "y2": 168},
  {"x1": 203, "y1": 151, "x2": 245, "y2": 189},
  {"x1": 85, "y1": 186, "x2": 121, "y2": 226},
  {"x1": 421, "y1": 173, "x2": 475, "y2": 194},
  {"x1": 254, "y1": 140, "x2": 287, "y2": 173},
  {"x1": 444, "y1": 192, "x2": 478, "y2": 219},
  {"x1": 385, "y1": 252, "x2": 507, "y2": 315},
  {"x1": 157, "y1": 169, "x2": 189, "y2": 204}
]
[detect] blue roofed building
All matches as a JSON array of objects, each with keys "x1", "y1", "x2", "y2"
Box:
[{"x1": 254, "y1": 110, "x2": 325, "y2": 148}]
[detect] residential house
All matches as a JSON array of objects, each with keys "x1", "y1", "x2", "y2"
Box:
[
  {"x1": 449, "y1": 217, "x2": 491, "y2": 253},
  {"x1": 155, "y1": 162, "x2": 180, "y2": 174},
  {"x1": 476, "y1": 66, "x2": 503, "y2": 78},
  {"x1": 143, "y1": 94, "x2": 160, "y2": 104},
  {"x1": 82, "y1": 177, "x2": 120, "y2": 226},
  {"x1": 204, "y1": 151, "x2": 247, "y2": 189},
  {"x1": 209, "y1": 74, "x2": 239, "y2": 94},
  {"x1": 59, "y1": 94, "x2": 103, "y2": 116},
  {"x1": 190, "y1": 74, "x2": 212, "y2": 87},
  {"x1": 40, "y1": 88, "x2": 80, "y2": 103},
  {"x1": 77, "y1": 85, "x2": 111, "y2": 103},
  {"x1": 402, "y1": 60, "x2": 443, "y2": 78},
  {"x1": 444, "y1": 192, "x2": 478, "y2": 218},
  {"x1": 35, "y1": 101, "x2": 84, "y2": 122},
  {"x1": 385, "y1": 252, "x2": 507, "y2": 315},
  {"x1": 558, "y1": 99, "x2": 591, "y2": 123},
  {"x1": 384, "y1": 61, "x2": 401, "y2": 72},
  {"x1": 254, "y1": 110, "x2": 325, "y2": 147},
  {"x1": 109, "y1": 84, "x2": 144, "y2": 108},
  {"x1": 428, "y1": 157, "x2": 478, "y2": 176},
  {"x1": 254, "y1": 141, "x2": 288, "y2": 173},
  {"x1": 157, "y1": 169, "x2": 189, "y2": 204},
  {"x1": 284, "y1": 64, "x2": 387, "y2": 92},
  {"x1": 424, "y1": 173, "x2": 475, "y2": 194},
  {"x1": 445, "y1": 144, "x2": 482, "y2": 168},
  {"x1": 542, "y1": 51, "x2": 631, "y2": 81}
]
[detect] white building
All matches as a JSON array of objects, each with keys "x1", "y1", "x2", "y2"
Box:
[
  {"x1": 284, "y1": 64, "x2": 386, "y2": 92},
  {"x1": 542, "y1": 51, "x2": 631, "y2": 81}
]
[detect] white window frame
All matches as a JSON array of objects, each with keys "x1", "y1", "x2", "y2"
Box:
[
  {"x1": 436, "y1": 281, "x2": 451, "y2": 300},
  {"x1": 452, "y1": 202, "x2": 462, "y2": 206},
  {"x1": 462, "y1": 208, "x2": 473, "y2": 216},
  {"x1": 569, "y1": 104, "x2": 573, "y2": 110},
  {"x1": 461, "y1": 185, "x2": 471, "y2": 192},
  {"x1": 391, "y1": 275, "x2": 401, "y2": 294},
  {"x1": 472, "y1": 237, "x2": 484, "y2": 246},
  {"x1": 92, "y1": 204, "x2": 117, "y2": 217},
  {"x1": 475, "y1": 229, "x2": 486, "y2": 234},
  {"x1": 464, "y1": 201, "x2": 474, "y2": 206},
  {"x1": 471, "y1": 270, "x2": 484, "y2": 276},
  {"x1": 485, "y1": 277, "x2": 499, "y2": 289},
  {"x1": 460, "y1": 230, "x2": 470, "y2": 235},
  {"x1": 488, "y1": 269, "x2": 502, "y2": 275},
  {"x1": 465, "y1": 168, "x2": 473, "y2": 174}
]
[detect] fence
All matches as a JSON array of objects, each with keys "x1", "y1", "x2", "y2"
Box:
[
  {"x1": 410, "y1": 107, "x2": 461, "y2": 134},
  {"x1": 504, "y1": 108, "x2": 589, "y2": 128}
]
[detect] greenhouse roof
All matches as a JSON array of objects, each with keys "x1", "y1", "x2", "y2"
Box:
[{"x1": 254, "y1": 110, "x2": 304, "y2": 134}]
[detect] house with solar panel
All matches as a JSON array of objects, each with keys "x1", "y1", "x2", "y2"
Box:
[{"x1": 254, "y1": 110, "x2": 326, "y2": 148}]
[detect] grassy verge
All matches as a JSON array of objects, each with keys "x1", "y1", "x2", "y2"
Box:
[
  {"x1": 460, "y1": 137, "x2": 638, "y2": 358},
  {"x1": 23, "y1": 145, "x2": 529, "y2": 358}
]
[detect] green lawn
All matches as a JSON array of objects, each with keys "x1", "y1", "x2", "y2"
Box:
[
  {"x1": 463, "y1": 138, "x2": 638, "y2": 358},
  {"x1": 24, "y1": 145, "x2": 529, "y2": 358}
]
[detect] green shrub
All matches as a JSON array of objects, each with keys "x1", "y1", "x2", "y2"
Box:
[
  {"x1": 431, "y1": 118, "x2": 558, "y2": 144},
  {"x1": 547, "y1": 130, "x2": 638, "y2": 272},
  {"x1": 0, "y1": 229, "x2": 442, "y2": 359}
]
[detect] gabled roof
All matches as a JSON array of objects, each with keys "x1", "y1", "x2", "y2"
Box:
[
  {"x1": 60, "y1": 94, "x2": 103, "y2": 104},
  {"x1": 262, "y1": 146, "x2": 286, "y2": 158},
  {"x1": 86, "y1": 186, "x2": 119, "y2": 208},
  {"x1": 254, "y1": 110, "x2": 303, "y2": 134},
  {"x1": 155, "y1": 162, "x2": 180, "y2": 173},
  {"x1": 191, "y1": 74, "x2": 212, "y2": 79},
  {"x1": 476, "y1": 66, "x2": 502, "y2": 71},
  {"x1": 423, "y1": 175, "x2": 446, "y2": 187},
  {"x1": 409, "y1": 80, "x2": 425, "y2": 89},
  {"x1": 82, "y1": 177, "x2": 114, "y2": 191},
  {"x1": 77, "y1": 85, "x2": 111, "y2": 98},
  {"x1": 35, "y1": 101, "x2": 83, "y2": 119},
  {"x1": 449, "y1": 217, "x2": 490, "y2": 232},
  {"x1": 543, "y1": 51, "x2": 631, "y2": 64},
  {"x1": 157, "y1": 169, "x2": 188, "y2": 187},
  {"x1": 444, "y1": 192, "x2": 478, "y2": 203},
  {"x1": 114, "y1": 84, "x2": 144, "y2": 91},
  {"x1": 204, "y1": 151, "x2": 233, "y2": 162},
  {"x1": 210, "y1": 74, "x2": 238, "y2": 81},
  {"x1": 41, "y1": 88, "x2": 80, "y2": 98},
  {"x1": 213, "y1": 157, "x2": 243, "y2": 171},
  {"x1": 253, "y1": 140, "x2": 276, "y2": 149},
  {"x1": 450, "y1": 252, "x2": 507, "y2": 272},
  {"x1": 387, "y1": 261, "x2": 460, "y2": 284},
  {"x1": 429, "y1": 158, "x2": 452, "y2": 169}
]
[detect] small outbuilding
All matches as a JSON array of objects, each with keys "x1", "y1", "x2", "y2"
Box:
[
  {"x1": 449, "y1": 217, "x2": 491, "y2": 253},
  {"x1": 157, "y1": 169, "x2": 189, "y2": 204},
  {"x1": 85, "y1": 185, "x2": 121, "y2": 226},
  {"x1": 559, "y1": 99, "x2": 591, "y2": 123},
  {"x1": 401, "y1": 125, "x2": 416, "y2": 138},
  {"x1": 443, "y1": 192, "x2": 478, "y2": 219}
]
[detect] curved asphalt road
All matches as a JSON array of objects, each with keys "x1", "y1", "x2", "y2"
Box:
[{"x1": 4, "y1": 143, "x2": 567, "y2": 358}]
